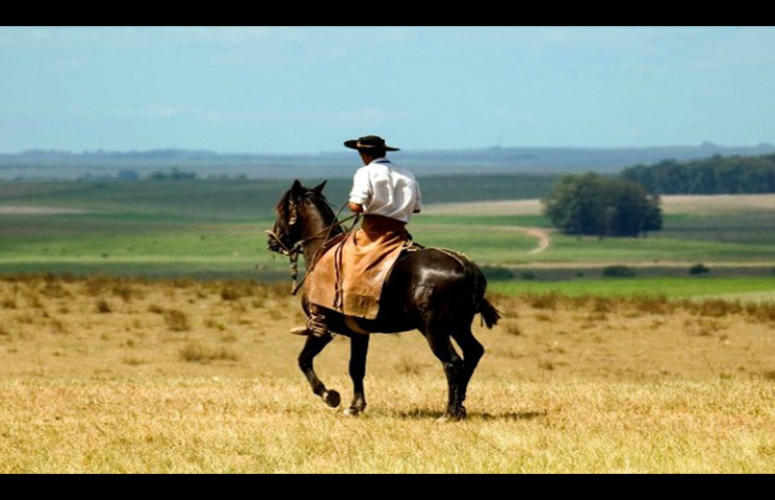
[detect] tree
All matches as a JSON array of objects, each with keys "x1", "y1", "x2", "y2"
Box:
[
  {"x1": 147, "y1": 167, "x2": 197, "y2": 180},
  {"x1": 642, "y1": 194, "x2": 663, "y2": 235},
  {"x1": 542, "y1": 173, "x2": 662, "y2": 237}
]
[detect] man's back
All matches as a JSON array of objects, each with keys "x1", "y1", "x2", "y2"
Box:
[{"x1": 349, "y1": 158, "x2": 422, "y2": 223}]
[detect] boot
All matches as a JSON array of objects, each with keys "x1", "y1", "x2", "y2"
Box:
[
  {"x1": 306, "y1": 304, "x2": 332, "y2": 338},
  {"x1": 289, "y1": 305, "x2": 332, "y2": 338}
]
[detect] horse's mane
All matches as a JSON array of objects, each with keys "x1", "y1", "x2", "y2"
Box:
[
  {"x1": 307, "y1": 190, "x2": 337, "y2": 224},
  {"x1": 276, "y1": 183, "x2": 338, "y2": 226}
]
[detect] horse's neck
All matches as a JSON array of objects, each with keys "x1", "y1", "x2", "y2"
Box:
[{"x1": 300, "y1": 205, "x2": 338, "y2": 264}]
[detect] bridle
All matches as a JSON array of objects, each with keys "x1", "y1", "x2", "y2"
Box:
[{"x1": 266, "y1": 199, "x2": 360, "y2": 295}]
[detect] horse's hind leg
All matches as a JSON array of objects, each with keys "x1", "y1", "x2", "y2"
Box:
[
  {"x1": 298, "y1": 334, "x2": 341, "y2": 408},
  {"x1": 451, "y1": 327, "x2": 485, "y2": 410},
  {"x1": 423, "y1": 328, "x2": 467, "y2": 420},
  {"x1": 344, "y1": 334, "x2": 370, "y2": 416}
]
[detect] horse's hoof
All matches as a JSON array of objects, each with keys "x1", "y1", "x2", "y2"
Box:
[
  {"x1": 322, "y1": 390, "x2": 341, "y2": 408},
  {"x1": 343, "y1": 406, "x2": 363, "y2": 417},
  {"x1": 437, "y1": 407, "x2": 466, "y2": 422}
]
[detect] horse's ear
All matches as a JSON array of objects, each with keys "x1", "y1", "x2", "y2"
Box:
[
  {"x1": 286, "y1": 180, "x2": 304, "y2": 225},
  {"x1": 312, "y1": 180, "x2": 327, "y2": 195}
]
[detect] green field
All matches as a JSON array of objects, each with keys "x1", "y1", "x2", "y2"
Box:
[
  {"x1": 490, "y1": 276, "x2": 775, "y2": 299},
  {"x1": 5, "y1": 210, "x2": 772, "y2": 277},
  {"x1": 0, "y1": 175, "x2": 559, "y2": 218},
  {"x1": 1, "y1": 178, "x2": 775, "y2": 298},
  {"x1": 525, "y1": 232, "x2": 775, "y2": 264}
]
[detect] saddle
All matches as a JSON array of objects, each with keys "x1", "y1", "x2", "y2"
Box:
[{"x1": 304, "y1": 215, "x2": 417, "y2": 320}]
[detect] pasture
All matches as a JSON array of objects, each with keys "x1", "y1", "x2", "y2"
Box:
[
  {"x1": 1, "y1": 275, "x2": 774, "y2": 473},
  {"x1": 2, "y1": 179, "x2": 775, "y2": 277},
  {"x1": 2, "y1": 178, "x2": 775, "y2": 473}
]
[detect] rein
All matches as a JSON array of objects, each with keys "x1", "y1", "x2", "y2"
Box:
[{"x1": 265, "y1": 201, "x2": 360, "y2": 295}]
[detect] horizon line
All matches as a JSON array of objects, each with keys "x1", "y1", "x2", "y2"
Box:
[{"x1": 2, "y1": 141, "x2": 775, "y2": 157}]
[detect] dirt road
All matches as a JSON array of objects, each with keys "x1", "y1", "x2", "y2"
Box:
[{"x1": 511, "y1": 226, "x2": 552, "y2": 254}]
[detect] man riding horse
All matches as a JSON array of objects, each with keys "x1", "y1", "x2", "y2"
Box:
[
  {"x1": 294, "y1": 134, "x2": 422, "y2": 338},
  {"x1": 269, "y1": 137, "x2": 499, "y2": 419}
]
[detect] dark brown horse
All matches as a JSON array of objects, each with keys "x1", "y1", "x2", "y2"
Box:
[{"x1": 268, "y1": 180, "x2": 500, "y2": 420}]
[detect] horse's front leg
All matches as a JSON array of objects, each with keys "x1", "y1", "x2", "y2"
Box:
[
  {"x1": 344, "y1": 333, "x2": 370, "y2": 416},
  {"x1": 298, "y1": 334, "x2": 340, "y2": 408}
]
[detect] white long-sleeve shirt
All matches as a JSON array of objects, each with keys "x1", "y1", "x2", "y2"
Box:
[{"x1": 348, "y1": 157, "x2": 422, "y2": 223}]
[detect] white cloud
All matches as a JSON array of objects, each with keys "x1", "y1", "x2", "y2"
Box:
[
  {"x1": 153, "y1": 106, "x2": 411, "y2": 126},
  {"x1": 329, "y1": 107, "x2": 411, "y2": 123},
  {"x1": 114, "y1": 105, "x2": 227, "y2": 122}
]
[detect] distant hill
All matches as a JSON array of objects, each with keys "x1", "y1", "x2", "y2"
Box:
[{"x1": 1, "y1": 142, "x2": 774, "y2": 180}]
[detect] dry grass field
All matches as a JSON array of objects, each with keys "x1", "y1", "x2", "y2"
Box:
[{"x1": 1, "y1": 274, "x2": 775, "y2": 473}]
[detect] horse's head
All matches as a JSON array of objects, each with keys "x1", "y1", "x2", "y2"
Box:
[{"x1": 267, "y1": 179, "x2": 329, "y2": 255}]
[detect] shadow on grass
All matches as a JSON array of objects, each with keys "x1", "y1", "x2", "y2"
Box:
[{"x1": 394, "y1": 409, "x2": 547, "y2": 421}]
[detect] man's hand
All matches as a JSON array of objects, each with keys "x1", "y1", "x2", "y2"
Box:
[{"x1": 348, "y1": 202, "x2": 364, "y2": 213}]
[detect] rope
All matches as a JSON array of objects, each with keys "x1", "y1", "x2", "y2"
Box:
[
  {"x1": 332, "y1": 235, "x2": 344, "y2": 309},
  {"x1": 266, "y1": 200, "x2": 361, "y2": 296},
  {"x1": 294, "y1": 211, "x2": 360, "y2": 296}
]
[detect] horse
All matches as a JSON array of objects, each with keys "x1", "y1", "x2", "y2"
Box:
[{"x1": 267, "y1": 179, "x2": 500, "y2": 420}]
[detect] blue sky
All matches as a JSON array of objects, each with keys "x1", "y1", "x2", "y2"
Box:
[{"x1": 1, "y1": 26, "x2": 774, "y2": 154}]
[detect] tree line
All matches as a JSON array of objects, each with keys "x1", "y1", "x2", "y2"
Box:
[
  {"x1": 542, "y1": 151, "x2": 775, "y2": 237},
  {"x1": 620, "y1": 153, "x2": 775, "y2": 194}
]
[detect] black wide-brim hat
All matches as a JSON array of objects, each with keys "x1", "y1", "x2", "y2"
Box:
[{"x1": 344, "y1": 135, "x2": 400, "y2": 151}]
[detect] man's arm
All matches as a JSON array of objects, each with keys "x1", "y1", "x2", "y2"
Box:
[{"x1": 348, "y1": 167, "x2": 371, "y2": 214}]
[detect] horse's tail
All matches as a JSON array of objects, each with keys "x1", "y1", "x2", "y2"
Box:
[
  {"x1": 478, "y1": 297, "x2": 501, "y2": 329},
  {"x1": 458, "y1": 251, "x2": 501, "y2": 329},
  {"x1": 428, "y1": 247, "x2": 501, "y2": 329}
]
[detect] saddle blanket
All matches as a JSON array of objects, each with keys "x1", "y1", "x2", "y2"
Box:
[{"x1": 305, "y1": 214, "x2": 411, "y2": 320}]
